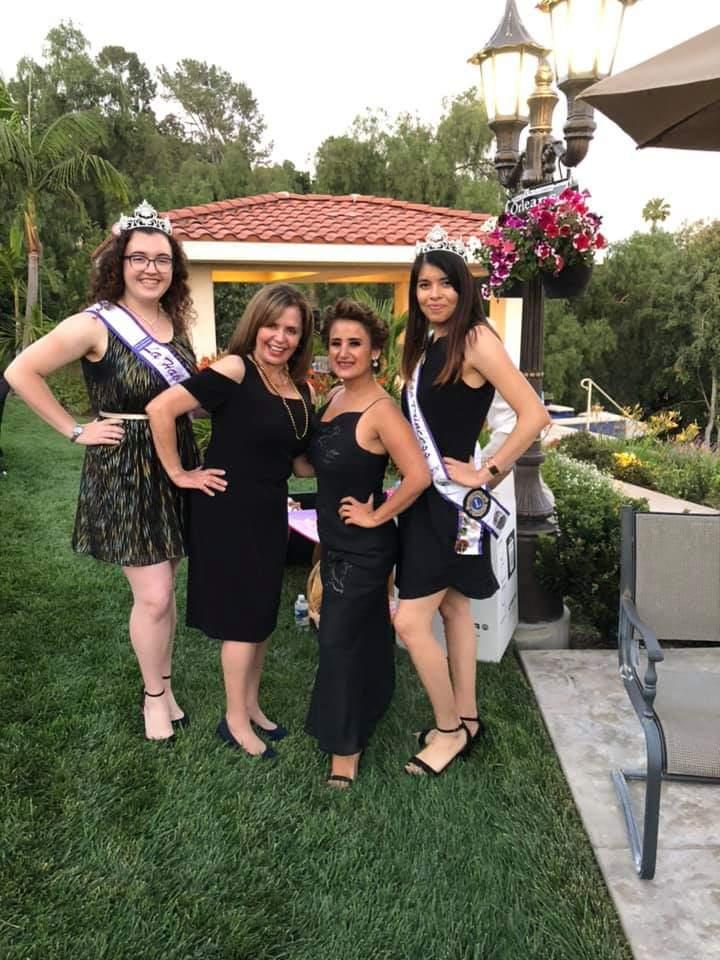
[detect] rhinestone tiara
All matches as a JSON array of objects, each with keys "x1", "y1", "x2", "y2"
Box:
[
  {"x1": 117, "y1": 200, "x2": 172, "y2": 236},
  {"x1": 415, "y1": 224, "x2": 468, "y2": 261}
]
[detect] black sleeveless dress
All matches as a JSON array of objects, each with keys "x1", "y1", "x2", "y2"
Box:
[
  {"x1": 73, "y1": 326, "x2": 199, "y2": 566},
  {"x1": 181, "y1": 360, "x2": 312, "y2": 642},
  {"x1": 398, "y1": 335, "x2": 499, "y2": 600},
  {"x1": 305, "y1": 401, "x2": 398, "y2": 756}
]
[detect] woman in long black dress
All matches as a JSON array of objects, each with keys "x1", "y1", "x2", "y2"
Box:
[
  {"x1": 147, "y1": 283, "x2": 314, "y2": 758},
  {"x1": 300, "y1": 299, "x2": 429, "y2": 786},
  {"x1": 5, "y1": 201, "x2": 209, "y2": 742},
  {"x1": 393, "y1": 230, "x2": 550, "y2": 777}
]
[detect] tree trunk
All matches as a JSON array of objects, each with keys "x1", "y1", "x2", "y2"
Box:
[
  {"x1": 23, "y1": 206, "x2": 41, "y2": 350},
  {"x1": 705, "y1": 365, "x2": 717, "y2": 448}
]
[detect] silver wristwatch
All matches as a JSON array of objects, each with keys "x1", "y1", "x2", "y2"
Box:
[{"x1": 69, "y1": 424, "x2": 84, "y2": 443}]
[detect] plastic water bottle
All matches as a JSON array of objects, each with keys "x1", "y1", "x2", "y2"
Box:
[{"x1": 294, "y1": 593, "x2": 309, "y2": 629}]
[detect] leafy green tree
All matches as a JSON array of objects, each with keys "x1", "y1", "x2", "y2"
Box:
[
  {"x1": 158, "y1": 59, "x2": 266, "y2": 165},
  {"x1": 543, "y1": 298, "x2": 617, "y2": 410},
  {"x1": 671, "y1": 221, "x2": 720, "y2": 446},
  {"x1": 0, "y1": 82, "x2": 127, "y2": 348},
  {"x1": 314, "y1": 90, "x2": 503, "y2": 212}
]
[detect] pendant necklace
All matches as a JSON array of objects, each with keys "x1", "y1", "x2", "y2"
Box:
[{"x1": 248, "y1": 354, "x2": 309, "y2": 440}]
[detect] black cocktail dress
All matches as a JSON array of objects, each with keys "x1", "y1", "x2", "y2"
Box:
[
  {"x1": 305, "y1": 401, "x2": 397, "y2": 755},
  {"x1": 398, "y1": 334, "x2": 499, "y2": 600},
  {"x1": 182, "y1": 359, "x2": 312, "y2": 642}
]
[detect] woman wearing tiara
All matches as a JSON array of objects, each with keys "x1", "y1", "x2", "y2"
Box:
[
  {"x1": 5, "y1": 200, "x2": 215, "y2": 743},
  {"x1": 393, "y1": 227, "x2": 550, "y2": 777},
  {"x1": 147, "y1": 284, "x2": 315, "y2": 759},
  {"x1": 300, "y1": 298, "x2": 429, "y2": 787}
]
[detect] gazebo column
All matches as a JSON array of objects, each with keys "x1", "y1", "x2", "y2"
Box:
[
  {"x1": 186, "y1": 264, "x2": 217, "y2": 360},
  {"x1": 393, "y1": 281, "x2": 409, "y2": 317},
  {"x1": 488, "y1": 296, "x2": 522, "y2": 365}
]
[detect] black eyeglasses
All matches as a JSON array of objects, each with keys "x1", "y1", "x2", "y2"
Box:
[{"x1": 123, "y1": 254, "x2": 173, "y2": 272}]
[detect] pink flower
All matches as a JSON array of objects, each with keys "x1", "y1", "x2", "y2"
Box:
[{"x1": 573, "y1": 233, "x2": 591, "y2": 251}]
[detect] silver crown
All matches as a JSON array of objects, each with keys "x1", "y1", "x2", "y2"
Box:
[
  {"x1": 117, "y1": 200, "x2": 172, "y2": 236},
  {"x1": 415, "y1": 224, "x2": 467, "y2": 261}
]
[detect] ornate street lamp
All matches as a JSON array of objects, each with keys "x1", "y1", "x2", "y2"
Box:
[{"x1": 469, "y1": 0, "x2": 636, "y2": 631}]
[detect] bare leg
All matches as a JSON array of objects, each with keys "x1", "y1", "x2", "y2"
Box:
[
  {"x1": 220, "y1": 641, "x2": 268, "y2": 756},
  {"x1": 440, "y1": 588, "x2": 480, "y2": 739},
  {"x1": 394, "y1": 592, "x2": 467, "y2": 773},
  {"x1": 161, "y1": 559, "x2": 185, "y2": 722},
  {"x1": 245, "y1": 641, "x2": 278, "y2": 730},
  {"x1": 123, "y1": 560, "x2": 176, "y2": 740}
]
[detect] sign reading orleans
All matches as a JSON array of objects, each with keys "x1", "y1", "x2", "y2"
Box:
[{"x1": 505, "y1": 179, "x2": 578, "y2": 216}]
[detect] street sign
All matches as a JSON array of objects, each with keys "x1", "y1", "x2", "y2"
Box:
[{"x1": 505, "y1": 179, "x2": 577, "y2": 216}]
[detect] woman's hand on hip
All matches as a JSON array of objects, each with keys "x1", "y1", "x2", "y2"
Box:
[
  {"x1": 338, "y1": 494, "x2": 376, "y2": 528},
  {"x1": 76, "y1": 418, "x2": 125, "y2": 446},
  {"x1": 172, "y1": 466, "x2": 228, "y2": 496},
  {"x1": 442, "y1": 456, "x2": 480, "y2": 488}
]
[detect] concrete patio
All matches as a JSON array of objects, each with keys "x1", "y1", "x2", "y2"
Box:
[{"x1": 520, "y1": 648, "x2": 720, "y2": 960}]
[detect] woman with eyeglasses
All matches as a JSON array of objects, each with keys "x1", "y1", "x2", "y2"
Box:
[{"x1": 5, "y1": 201, "x2": 219, "y2": 743}]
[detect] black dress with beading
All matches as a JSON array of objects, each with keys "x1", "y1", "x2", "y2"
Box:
[
  {"x1": 398, "y1": 334, "x2": 499, "y2": 600},
  {"x1": 305, "y1": 401, "x2": 397, "y2": 756},
  {"x1": 182, "y1": 359, "x2": 312, "y2": 642}
]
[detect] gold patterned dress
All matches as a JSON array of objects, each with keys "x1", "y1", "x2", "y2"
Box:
[{"x1": 72, "y1": 325, "x2": 199, "y2": 566}]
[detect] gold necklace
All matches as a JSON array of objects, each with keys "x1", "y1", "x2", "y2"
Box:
[
  {"x1": 121, "y1": 300, "x2": 160, "y2": 329},
  {"x1": 248, "y1": 354, "x2": 309, "y2": 440}
]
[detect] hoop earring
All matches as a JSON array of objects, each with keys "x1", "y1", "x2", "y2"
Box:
[{"x1": 371, "y1": 357, "x2": 381, "y2": 374}]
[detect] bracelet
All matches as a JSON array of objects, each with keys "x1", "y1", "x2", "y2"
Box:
[{"x1": 486, "y1": 457, "x2": 501, "y2": 477}]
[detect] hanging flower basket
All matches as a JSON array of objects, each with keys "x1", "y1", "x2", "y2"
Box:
[
  {"x1": 467, "y1": 188, "x2": 605, "y2": 301},
  {"x1": 542, "y1": 261, "x2": 594, "y2": 299}
]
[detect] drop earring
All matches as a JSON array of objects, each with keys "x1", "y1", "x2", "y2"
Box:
[{"x1": 371, "y1": 356, "x2": 381, "y2": 374}]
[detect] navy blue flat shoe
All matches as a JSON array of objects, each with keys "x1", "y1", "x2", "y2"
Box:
[
  {"x1": 216, "y1": 717, "x2": 277, "y2": 759},
  {"x1": 251, "y1": 720, "x2": 288, "y2": 742}
]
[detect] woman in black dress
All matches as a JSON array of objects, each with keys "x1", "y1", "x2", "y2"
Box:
[
  {"x1": 394, "y1": 231, "x2": 550, "y2": 777},
  {"x1": 147, "y1": 283, "x2": 314, "y2": 759},
  {"x1": 6, "y1": 201, "x2": 205, "y2": 742},
  {"x1": 300, "y1": 299, "x2": 429, "y2": 786}
]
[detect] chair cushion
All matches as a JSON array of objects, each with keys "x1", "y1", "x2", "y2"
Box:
[{"x1": 654, "y1": 670, "x2": 720, "y2": 778}]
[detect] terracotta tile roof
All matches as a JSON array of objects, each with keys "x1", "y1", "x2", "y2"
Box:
[{"x1": 164, "y1": 193, "x2": 492, "y2": 245}]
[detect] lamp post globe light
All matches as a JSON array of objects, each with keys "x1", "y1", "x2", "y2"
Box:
[{"x1": 469, "y1": 0, "x2": 636, "y2": 636}]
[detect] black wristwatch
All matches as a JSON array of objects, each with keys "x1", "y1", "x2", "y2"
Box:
[
  {"x1": 486, "y1": 458, "x2": 501, "y2": 477},
  {"x1": 69, "y1": 424, "x2": 84, "y2": 443}
]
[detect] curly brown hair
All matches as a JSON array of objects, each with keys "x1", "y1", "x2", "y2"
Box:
[
  {"x1": 321, "y1": 298, "x2": 388, "y2": 351},
  {"x1": 87, "y1": 228, "x2": 194, "y2": 337}
]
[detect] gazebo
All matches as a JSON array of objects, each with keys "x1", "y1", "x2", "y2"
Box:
[{"x1": 160, "y1": 193, "x2": 520, "y2": 359}]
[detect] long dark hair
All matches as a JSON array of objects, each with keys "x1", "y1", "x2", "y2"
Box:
[
  {"x1": 226, "y1": 283, "x2": 314, "y2": 385},
  {"x1": 88, "y1": 228, "x2": 193, "y2": 337},
  {"x1": 401, "y1": 249, "x2": 492, "y2": 385}
]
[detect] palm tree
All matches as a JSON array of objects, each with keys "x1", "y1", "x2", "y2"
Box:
[
  {"x1": 0, "y1": 79, "x2": 127, "y2": 350},
  {"x1": 642, "y1": 197, "x2": 671, "y2": 233}
]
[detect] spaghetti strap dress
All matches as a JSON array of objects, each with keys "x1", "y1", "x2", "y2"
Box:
[
  {"x1": 72, "y1": 323, "x2": 199, "y2": 566},
  {"x1": 181, "y1": 359, "x2": 312, "y2": 643},
  {"x1": 398, "y1": 334, "x2": 499, "y2": 600},
  {"x1": 305, "y1": 400, "x2": 397, "y2": 756}
]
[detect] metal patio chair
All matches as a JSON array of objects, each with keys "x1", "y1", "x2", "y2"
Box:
[{"x1": 615, "y1": 506, "x2": 720, "y2": 879}]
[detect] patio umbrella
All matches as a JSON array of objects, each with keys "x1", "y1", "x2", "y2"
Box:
[{"x1": 579, "y1": 25, "x2": 720, "y2": 151}]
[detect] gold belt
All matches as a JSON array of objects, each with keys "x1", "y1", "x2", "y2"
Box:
[{"x1": 98, "y1": 410, "x2": 149, "y2": 420}]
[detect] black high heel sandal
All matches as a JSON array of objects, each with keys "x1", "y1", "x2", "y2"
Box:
[
  {"x1": 141, "y1": 688, "x2": 175, "y2": 744},
  {"x1": 416, "y1": 715, "x2": 485, "y2": 749},
  {"x1": 162, "y1": 675, "x2": 190, "y2": 729},
  {"x1": 405, "y1": 723, "x2": 470, "y2": 777}
]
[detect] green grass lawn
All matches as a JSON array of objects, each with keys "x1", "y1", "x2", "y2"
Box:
[{"x1": 0, "y1": 398, "x2": 631, "y2": 960}]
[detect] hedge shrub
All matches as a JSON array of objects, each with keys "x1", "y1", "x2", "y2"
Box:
[{"x1": 536, "y1": 452, "x2": 647, "y2": 640}]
